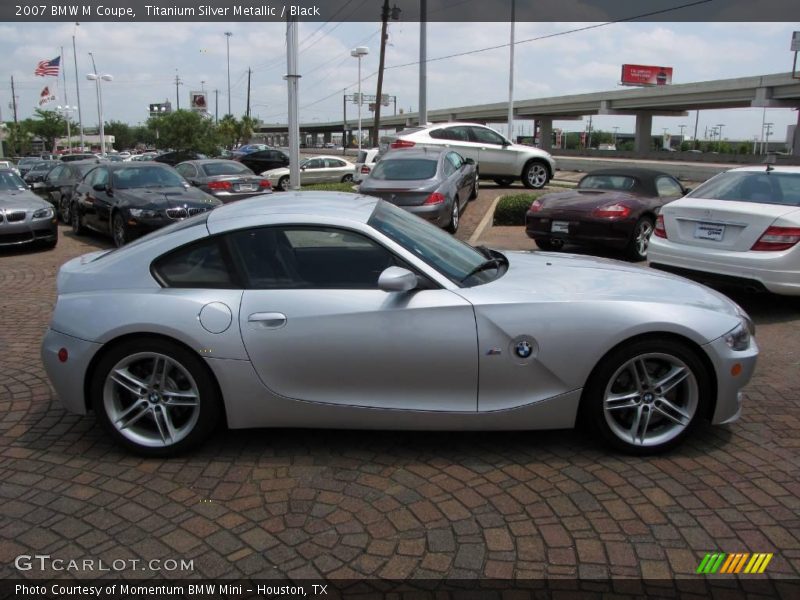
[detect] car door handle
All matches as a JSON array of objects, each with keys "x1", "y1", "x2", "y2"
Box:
[{"x1": 248, "y1": 312, "x2": 287, "y2": 329}]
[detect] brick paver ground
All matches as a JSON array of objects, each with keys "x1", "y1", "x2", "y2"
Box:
[{"x1": 1, "y1": 190, "x2": 799, "y2": 581}]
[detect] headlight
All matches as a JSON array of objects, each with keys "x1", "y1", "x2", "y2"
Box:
[
  {"x1": 32, "y1": 207, "x2": 54, "y2": 219},
  {"x1": 129, "y1": 208, "x2": 159, "y2": 218},
  {"x1": 724, "y1": 319, "x2": 751, "y2": 351}
]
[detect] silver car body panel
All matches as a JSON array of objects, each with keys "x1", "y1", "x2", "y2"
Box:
[{"x1": 42, "y1": 192, "x2": 757, "y2": 432}]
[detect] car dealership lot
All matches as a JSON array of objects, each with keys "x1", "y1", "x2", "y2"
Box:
[{"x1": 1, "y1": 214, "x2": 799, "y2": 581}]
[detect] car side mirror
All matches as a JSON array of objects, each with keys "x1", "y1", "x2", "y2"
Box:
[
  {"x1": 682, "y1": 187, "x2": 692, "y2": 195},
  {"x1": 464, "y1": 158, "x2": 475, "y2": 165},
  {"x1": 92, "y1": 183, "x2": 106, "y2": 192},
  {"x1": 378, "y1": 266, "x2": 418, "y2": 292}
]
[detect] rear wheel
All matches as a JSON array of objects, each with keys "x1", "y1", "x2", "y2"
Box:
[
  {"x1": 91, "y1": 337, "x2": 222, "y2": 456},
  {"x1": 582, "y1": 338, "x2": 708, "y2": 454},
  {"x1": 626, "y1": 216, "x2": 654, "y2": 262},
  {"x1": 341, "y1": 174, "x2": 353, "y2": 183},
  {"x1": 278, "y1": 176, "x2": 290, "y2": 191},
  {"x1": 446, "y1": 199, "x2": 460, "y2": 233},
  {"x1": 522, "y1": 161, "x2": 549, "y2": 189}
]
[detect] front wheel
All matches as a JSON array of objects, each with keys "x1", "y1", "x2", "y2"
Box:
[
  {"x1": 582, "y1": 338, "x2": 709, "y2": 454},
  {"x1": 71, "y1": 203, "x2": 86, "y2": 235},
  {"x1": 58, "y1": 194, "x2": 70, "y2": 223},
  {"x1": 278, "y1": 176, "x2": 290, "y2": 191},
  {"x1": 522, "y1": 161, "x2": 549, "y2": 189},
  {"x1": 112, "y1": 212, "x2": 129, "y2": 248},
  {"x1": 91, "y1": 338, "x2": 222, "y2": 456},
  {"x1": 625, "y1": 216, "x2": 654, "y2": 262},
  {"x1": 469, "y1": 174, "x2": 479, "y2": 199},
  {"x1": 446, "y1": 199, "x2": 460, "y2": 233}
]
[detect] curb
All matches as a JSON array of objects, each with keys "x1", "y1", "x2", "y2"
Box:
[{"x1": 468, "y1": 194, "x2": 505, "y2": 246}]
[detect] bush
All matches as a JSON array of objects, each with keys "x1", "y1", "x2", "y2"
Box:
[
  {"x1": 493, "y1": 193, "x2": 541, "y2": 226},
  {"x1": 300, "y1": 182, "x2": 358, "y2": 193}
]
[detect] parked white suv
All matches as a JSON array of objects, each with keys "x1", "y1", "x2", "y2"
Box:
[
  {"x1": 353, "y1": 148, "x2": 380, "y2": 183},
  {"x1": 379, "y1": 122, "x2": 556, "y2": 189}
]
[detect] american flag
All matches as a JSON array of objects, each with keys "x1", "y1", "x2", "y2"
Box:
[{"x1": 34, "y1": 56, "x2": 60, "y2": 77}]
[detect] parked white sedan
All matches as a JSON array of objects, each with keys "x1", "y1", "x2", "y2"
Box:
[
  {"x1": 649, "y1": 165, "x2": 800, "y2": 295},
  {"x1": 262, "y1": 156, "x2": 355, "y2": 191}
]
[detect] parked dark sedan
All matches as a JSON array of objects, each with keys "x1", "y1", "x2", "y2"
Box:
[
  {"x1": 23, "y1": 160, "x2": 60, "y2": 184},
  {"x1": 0, "y1": 169, "x2": 58, "y2": 249},
  {"x1": 235, "y1": 148, "x2": 290, "y2": 174},
  {"x1": 525, "y1": 168, "x2": 689, "y2": 261},
  {"x1": 17, "y1": 157, "x2": 41, "y2": 177},
  {"x1": 60, "y1": 153, "x2": 99, "y2": 163},
  {"x1": 71, "y1": 163, "x2": 221, "y2": 247},
  {"x1": 357, "y1": 148, "x2": 478, "y2": 232},
  {"x1": 153, "y1": 150, "x2": 207, "y2": 167},
  {"x1": 175, "y1": 159, "x2": 272, "y2": 202},
  {"x1": 32, "y1": 159, "x2": 101, "y2": 223}
]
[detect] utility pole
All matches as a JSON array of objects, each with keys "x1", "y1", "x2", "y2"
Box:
[
  {"x1": 285, "y1": 19, "x2": 300, "y2": 190},
  {"x1": 373, "y1": 0, "x2": 394, "y2": 148},
  {"x1": 587, "y1": 115, "x2": 593, "y2": 148},
  {"x1": 174, "y1": 73, "x2": 182, "y2": 110},
  {"x1": 507, "y1": 0, "x2": 515, "y2": 136},
  {"x1": 60, "y1": 46, "x2": 72, "y2": 152},
  {"x1": 418, "y1": 0, "x2": 427, "y2": 125},
  {"x1": 72, "y1": 24, "x2": 85, "y2": 150},
  {"x1": 225, "y1": 31, "x2": 233, "y2": 116},
  {"x1": 246, "y1": 68, "x2": 251, "y2": 119},
  {"x1": 214, "y1": 89, "x2": 219, "y2": 123},
  {"x1": 10, "y1": 76, "x2": 18, "y2": 155},
  {"x1": 342, "y1": 89, "x2": 347, "y2": 155},
  {"x1": 693, "y1": 110, "x2": 700, "y2": 149}
]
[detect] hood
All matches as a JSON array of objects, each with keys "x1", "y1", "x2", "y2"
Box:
[
  {"x1": 470, "y1": 251, "x2": 739, "y2": 317},
  {"x1": 263, "y1": 167, "x2": 290, "y2": 177},
  {"x1": 0, "y1": 190, "x2": 52, "y2": 210},
  {"x1": 118, "y1": 187, "x2": 221, "y2": 208},
  {"x1": 536, "y1": 189, "x2": 640, "y2": 210}
]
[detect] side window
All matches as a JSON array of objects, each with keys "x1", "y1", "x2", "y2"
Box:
[
  {"x1": 152, "y1": 237, "x2": 237, "y2": 288},
  {"x1": 325, "y1": 159, "x2": 345, "y2": 168},
  {"x1": 176, "y1": 163, "x2": 197, "y2": 178},
  {"x1": 447, "y1": 152, "x2": 463, "y2": 170},
  {"x1": 442, "y1": 157, "x2": 456, "y2": 177},
  {"x1": 430, "y1": 128, "x2": 451, "y2": 140},
  {"x1": 228, "y1": 227, "x2": 401, "y2": 290},
  {"x1": 445, "y1": 126, "x2": 471, "y2": 142},
  {"x1": 91, "y1": 168, "x2": 110, "y2": 188},
  {"x1": 656, "y1": 176, "x2": 685, "y2": 198},
  {"x1": 470, "y1": 126, "x2": 506, "y2": 145},
  {"x1": 305, "y1": 159, "x2": 324, "y2": 169},
  {"x1": 47, "y1": 166, "x2": 64, "y2": 182}
]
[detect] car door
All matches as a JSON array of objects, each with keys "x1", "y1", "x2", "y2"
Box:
[
  {"x1": 300, "y1": 158, "x2": 326, "y2": 184},
  {"x1": 324, "y1": 158, "x2": 348, "y2": 183},
  {"x1": 230, "y1": 225, "x2": 479, "y2": 412},
  {"x1": 446, "y1": 152, "x2": 471, "y2": 208},
  {"x1": 429, "y1": 126, "x2": 482, "y2": 166},
  {"x1": 42, "y1": 165, "x2": 65, "y2": 203},
  {"x1": 83, "y1": 167, "x2": 112, "y2": 231},
  {"x1": 176, "y1": 163, "x2": 199, "y2": 185},
  {"x1": 468, "y1": 125, "x2": 512, "y2": 176}
]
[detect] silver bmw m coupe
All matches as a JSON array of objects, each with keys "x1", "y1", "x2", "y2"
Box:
[{"x1": 41, "y1": 192, "x2": 758, "y2": 456}]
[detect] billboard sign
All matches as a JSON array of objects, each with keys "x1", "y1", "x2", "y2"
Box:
[
  {"x1": 791, "y1": 31, "x2": 800, "y2": 51},
  {"x1": 621, "y1": 64, "x2": 673, "y2": 86},
  {"x1": 149, "y1": 102, "x2": 172, "y2": 116},
  {"x1": 190, "y1": 91, "x2": 207, "y2": 112}
]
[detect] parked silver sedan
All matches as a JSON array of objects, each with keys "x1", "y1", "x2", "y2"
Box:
[
  {"x1": 0, "y1": 169, "x2": 58, "y2": 249},
  {"x1": 41, "y1": 193, "x2": 757, "y2": 456},
  {"x1": 262, "y1": 155, "x2": 355, "y2": 190}
]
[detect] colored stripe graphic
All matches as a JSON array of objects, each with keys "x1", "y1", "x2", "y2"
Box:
[{"x1": 697, "y1": 552, "x2": 773, "y2": 574}]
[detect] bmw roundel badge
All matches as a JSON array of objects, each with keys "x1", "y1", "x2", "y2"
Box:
[{"x1": 515, "y1": 341, "x2": 533, "y2": 359}]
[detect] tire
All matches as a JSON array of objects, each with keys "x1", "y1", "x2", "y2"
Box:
[
  {"x1": 91, "y1": 337, "x2": 222, "y2": 457},
  {"x1": 522, "y1": 161, "x2": 550, "y2": 189},
  {"x1": 112, "y1": 212, "x2": 130, "y2": 248},
  {"x1": 58, "y1": 194, "x2": 70, "y2": 224},
  {"x1": 41, "y1": 237, "x2": 58, "y2": 250},
  {"x1": 341, "y1": 174, "x2": 353, "y2": 183},
  {"x1": 71, "y1": 203, "x2": 86, "y2": 235},
  {"x1": 625, "y1": 216, "x2": 655, "y2": 262},
  {"x1": 494, "y1": 178, "x2": 514, "y2": 187},
  {"x1": 469, "y1": 173, "x2": 479, "y2": 200},
  {"x1": 446, "y1": 198, "x2": 460, "y2": 233},
  {"x1": 278, "y1": 176, "x2": 290, "y2": 191},
  {"x1": 581, "y1": 337, "x2": 709, "y2": 454}
]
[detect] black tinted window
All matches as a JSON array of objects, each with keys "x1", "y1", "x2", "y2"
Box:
[
  {"x1": 202, "y1": 162, "x2": 252, "y2": 176},
  {"x1": 370, "y1": 159, "x2": 438, "y2": 180},
  {"x1": 688, "y1": 171, "x2": 800, "y2": 206},
  {"x1": 153, "y1": 238, "x2": 236, "y2": 288}
]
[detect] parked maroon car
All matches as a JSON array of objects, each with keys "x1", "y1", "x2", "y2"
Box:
[{"x1": 525, "y1": 168, "x2": 689, "y2": 261}]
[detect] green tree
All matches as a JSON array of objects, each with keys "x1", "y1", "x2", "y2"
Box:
[
  {"x1": 4, "y1": 121, "x2": 33, "y2": 156},
  {"x1": 27, "y1": 109, "x2": 67, "y2": 151},
  {"x1": 147, "y1": 110, "x2": 218, "y2": 154},
  {"x1": 104, "y1": 121, "x2": 133, "y2": 150},
  {"x1": 216, "y1": 114, "x2": 239, "y2": 149}
]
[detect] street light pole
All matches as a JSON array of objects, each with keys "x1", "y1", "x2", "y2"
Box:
[
  {"x1": 72, "y1": 24, "x2": 85, "y2": 150},
  {"x1": 507, "y1": 0, "x2": 515, "y2": 137},
  {"x1": 87, "y1": 52, "x2": 112, "y2": 157},
  {"x1": 351, "y1": 46, "x2": 369, "y2": 152},
  {"x1": 224, "y1": 32, "x2": 233, "y2": 116},
  {"x1": 764, "y1": 122, "x2": 774, "y2": 152}
]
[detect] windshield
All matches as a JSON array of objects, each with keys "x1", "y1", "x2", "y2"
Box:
[
  {"x1": 0, "y1": 171, "x2": 27, "y2": 190},
  {"x1": 578, "y1": 174, "x2": 636, "y2": 191},
  {"x1": 368, "y1": 201, "x2": 501, "y2": 286},
  {"x1": 19, "y1": 158, "x2": 38, "y2": 165},
  {"x1": 202, "y1": 162, "x2": 253, "y2": 176},
  {"x1": 687, "y1": 171, "x2": 800, "y2": 206},
  {"x1": 370, "y1": 159, "x2": 438, "y2": 181},
  {"x1": 31, "y1": 162, "x2": 55, "y2": 172},
  {"x1": 113, "y1": 166, "x2": 187, "y2": 189}
]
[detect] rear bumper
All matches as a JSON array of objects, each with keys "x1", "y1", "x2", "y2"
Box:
[
  {"x1": 41, "y1": 328, "x2": 103, "y2": 415},
  {"x1": 649, "y1": 238, "x2": 800, "y2": 295},
  {"x1": 525, "y1": 214, "x2": 635, "y2": 248},
  {"x1": 404, "y1": 203, "x2": 449, "y2": 227}
]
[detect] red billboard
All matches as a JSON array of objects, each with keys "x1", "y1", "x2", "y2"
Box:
[{"x1": 621, "y1": 64, "x2": 673, "y2": 86}]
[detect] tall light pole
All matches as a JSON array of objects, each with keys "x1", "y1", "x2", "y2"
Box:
[
  {"x1": 373, "y1": 0, "x2": 400, "y2": 148},
  {"x1": 418, "y1": 0, "x2": 427, "y2": 126},
  {"x1": 507, "y1": 0, "x2": 515, "y2": 137},
  {"x1": 351, "y1": 46, "x2": 369, "y2": 152},
  {"x1": 716, "y1": 123, "x2": 724, "y2": 152},
  {"x1": 224, "y1": 32, "x2": 233, "y2": 116},
  {"x1": 72, "y1": 23, "x2": 85, "y2": 150},
  {"x1": 56, "y1": 105, "x2": 77, "y2": 153},
  {"x1": 612, "y1": 126, "x2": 619, "y2": 147},
  {"x1": 678, "y1": 124, "x2": 686, "y2": 144},
  {"x1": 285, "y1": 19, "x2": 300, "y2": 190},
  {"x1": 87, "y1": 52, "x2": 112, "y2": 156}
]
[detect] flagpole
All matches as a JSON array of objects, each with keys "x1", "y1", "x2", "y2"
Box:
[
  {"x1": 72, "y1": 23, "x2": 84, "y2": 151},
  {"x1": 61, "y1": 46, "x2": 72, "y2": 153}
]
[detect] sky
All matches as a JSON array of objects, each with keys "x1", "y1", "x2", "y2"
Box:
[{"x1": 1, "y1": 19, "x2": 798, "y2": 144}]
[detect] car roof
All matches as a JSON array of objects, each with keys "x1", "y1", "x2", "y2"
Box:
[
  {"x1": 583, "y1": 168, "x2": 674, "y2": 180},
  {"x1": 180, "y1": 159, "x2": 242, "y2": 165},
  {"x1": 381, "y1": 147, "x2": 447, "y2": 160},
  {"x1": 207, "y1": 191, "x2": 378, "y2": 229},
  {"x1": 726, "y1": 165, "x2": 800, "y2": 173},
  {"x1": 304, "y1": 155, "x2": 350, "y2": 161},
  {"x1": 98, "y1": 162, "x2": 174, "y2": 170}
]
